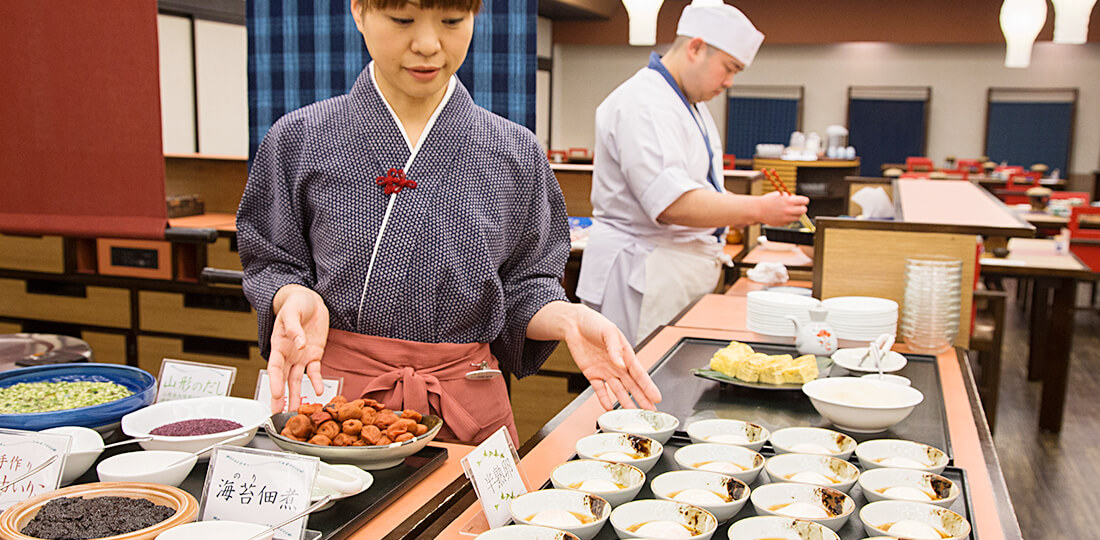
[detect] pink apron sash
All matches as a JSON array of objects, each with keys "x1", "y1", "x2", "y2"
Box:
[{"x1": 319, "y1": 329, "x2": 517, "y2": 445}]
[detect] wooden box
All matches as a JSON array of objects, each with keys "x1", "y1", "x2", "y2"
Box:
[{"x1": 138, "y1": 290, "x2": 256, "y2": 341}]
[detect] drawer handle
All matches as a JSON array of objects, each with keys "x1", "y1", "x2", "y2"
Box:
[
  {"x1": 182, "y1": 336, "x2": 251, "y2": 359},
  {"x1": 26, "y1": 280, "x2": 87, "y2": 298}
]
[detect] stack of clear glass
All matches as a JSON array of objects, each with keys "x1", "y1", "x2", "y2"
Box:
[{"x1": 900, "y1": 256, "x2": 963, "y2": 354}]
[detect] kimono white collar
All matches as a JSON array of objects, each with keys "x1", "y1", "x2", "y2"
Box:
[{"x1": 368, "y1": 61, "x2": 458, "y2": 154}]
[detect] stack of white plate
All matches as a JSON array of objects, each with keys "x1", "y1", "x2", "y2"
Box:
[
  {"x1": 821, "y1": 296, "x2": 899, "y2": 341},
  {"x1": 746, "y1": 291, "x2": 822, "y2": 337}
]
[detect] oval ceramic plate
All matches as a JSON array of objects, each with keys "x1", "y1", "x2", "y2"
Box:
[
  {"x1": 0, "y1": 363, "x2": 156, "y2": 431},
  {"x1": 691, "y1": 356, "x2": 833, "y2": 391},
  {"x1": 831, "y1": 348, "x2": 907, "y2": 373},
  {"x1": 265, "y1": 413, "x2": 442, "y2": 469},
  {"x1": 0, "y1": 481, "x2": 198, "y2": 540}
]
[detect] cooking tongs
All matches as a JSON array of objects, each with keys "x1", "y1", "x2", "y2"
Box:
[{"x1": 762, "y1": 168, "x2": 817, "y2": 233}]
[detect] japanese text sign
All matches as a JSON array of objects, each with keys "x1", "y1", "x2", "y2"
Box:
[
  {"x1": 461, "y1": 426, "x2": 527, "y2": 529},
  {"x1": 0, "y1": 429, "x2": 70, "y2": 510},
  {"x1": 156, "y1": 358, "x2": 237, "y2": 403},
  {"x1": 199, "y1": 446, "x2": 319, "y2": 540},
  {"x1": 255, "y1": 370, "x2": 342, "y2": 413}
]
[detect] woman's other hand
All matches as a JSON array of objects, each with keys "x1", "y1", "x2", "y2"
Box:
[{"x1": 269, "y1": 284, "x2": 330, "y2": 413}]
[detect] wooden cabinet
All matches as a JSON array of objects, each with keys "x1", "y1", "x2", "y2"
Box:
[{"x1": 138, "y1": 290, "x2": 257, "y2": 341}]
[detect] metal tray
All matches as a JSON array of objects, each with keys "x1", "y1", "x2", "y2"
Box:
[
  {"x1": 647, "y1": 338, "x2": 953, "y2": 461},
  {"x1": 542, "y1": 433, "x2": 977, "y2": 540}
]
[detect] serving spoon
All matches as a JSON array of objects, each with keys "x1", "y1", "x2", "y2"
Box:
[
  {"x1": 164, "y1": 432, "x2": 249, "y2": 468},
  {"x1": 245, "y1": 495, "x2": 333, "y2": 540},
  {"x1": 96, "y1": 436, "x2": 153, "y2": 451}
]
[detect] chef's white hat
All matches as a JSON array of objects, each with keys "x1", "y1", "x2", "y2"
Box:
[{"x1": 676, "y1": 3, "x2": 764, "y2": 67}]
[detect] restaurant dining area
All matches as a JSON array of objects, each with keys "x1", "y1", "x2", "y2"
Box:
[{"x1": 0, "y1": 1, "x2": 1098, "y2": 540}]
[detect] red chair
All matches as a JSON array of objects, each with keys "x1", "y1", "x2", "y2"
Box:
[
  {"x1": 995, "y1": 165, "x2": 1025, "y2": 176},
  {"x1": 722, "y1": 153, "x2": 736, "y2": 170},
  {"x1": 899, "y1": 172, "x2": 931, "y2": 179},
  {"x1": 1068, "y1": 206, "x2": 1100, "y2": 271},
  {"x1": 547, "y1": 150, "x2": 566, "y2": 163},
  {"x1": 905, "y1": 157, "x2": 934, "y2": 172},
  {"x1": 957, "y1": 159, "x2": 982, "y2": 173},
  {"x1": 1050, "y1": 191, "x2": 1091, "y2": 204}
]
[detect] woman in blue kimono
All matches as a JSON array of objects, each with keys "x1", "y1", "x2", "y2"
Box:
[{"x1": 237, "y1": 0, "x2": 660, "y2": 444}]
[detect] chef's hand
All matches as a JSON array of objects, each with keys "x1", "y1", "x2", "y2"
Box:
[
  {"x1": 528, "y1": 302, "x2": 662, "y2": 410},
  {"x1": 269, "y1": 284, "x2": 329, "y2": 413},
  {"x1": 756, "y1": 191, "x2": 810, "y2": 227}
]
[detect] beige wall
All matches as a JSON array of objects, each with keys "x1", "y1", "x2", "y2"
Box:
[{"x1": 552, "y1": 42, "x2": 1100, "y2": 175}]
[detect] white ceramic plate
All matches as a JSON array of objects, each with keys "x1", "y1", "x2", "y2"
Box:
[{"x1": 831, "y1": 348, "x2": 907, "y2": 373}]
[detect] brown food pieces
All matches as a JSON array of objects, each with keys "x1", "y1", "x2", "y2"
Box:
[
  {"x1": 400, "y1": 409, "x2": 422, "y2": 422},
  {"x1": 360, "y1": 425, "x2": 383, "y2": 445},
  {"x1": 316, "y1": 420, "x2": 340, "y2": 440},
  {"x1": 342, "y1": 419, "x2": 363, "y2": 435},
  {"x1": 332, "y1": 433, "x2": 357, "y2": 447},
  {"x1": 287, "y1": 396, "x2": 430, "y2": 448}
]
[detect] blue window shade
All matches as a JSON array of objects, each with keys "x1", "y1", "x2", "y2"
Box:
[
  {"x1": 725, "y1": 97, "x2": 798, "y2": 158},
  {"x1": 247, "y1": 0, "x2": 536, "y2": 160},
  {"x1": 848, "y1": 99, "x2": 927, "y2": 177},
  {"x1": 986, "y1": 102, "x2": 1072, "y2": 173}
]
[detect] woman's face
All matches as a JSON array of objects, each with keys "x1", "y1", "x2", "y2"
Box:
[{"x1": 352, "y1": 1, "x2": 474, "y2": 105}]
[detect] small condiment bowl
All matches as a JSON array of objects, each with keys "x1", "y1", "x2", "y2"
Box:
[
  {"x1": 861, "y1": 373, "x2": 912, "y2": 386},
  {"x1": 802, "y1": 377, "x2": 924, "y2": 433},
  {"x1": 156, "y1": 520, "x2": 274, "y2": 540},
  {"x1": 859, "y1": 500, "x2": 971, "y2": 540},
  {"x1": 858, "y1": 467, "x2": 960, "y2": 508},
  {"x1": 855, "y1": 439, "x2": 949, "y2": 474},
  {"x1": 550, "y1": 459, "x2": 645, "y2": 507},
  {"x1": 749, "y1": 482, "x2": 855, "y2": 531},
  {"x1": 673, "y1": 443, "x2": 764, "y2": 484},
  {"x1": 475, "y1": 525, "x2": 580, "y2": 539},
  {"x1": 770, "y1": 427, "x2": 856, "y2": 460},
  {"x1": 575, "y1": 432, "x2": 662, "y2": 473},
  {"x1": 97, "y1": 450, "x2": 198, "y2": 487},
  {"x1": 650, "y1": 470, "x2": 749, "y2": 523},
  {"x1": 509, "y1": 489, "x2": 610, "y2": 540},
  {"x1": 686, "y1": 419, "x2": 770, "y2": 451},
  {"x1": 609, "y1": 499, "x2": 718, "y2": 539},
  {"x1": 122, "y1": 396, "x2": 269, "y2": 458},
  {"x1": 724, "y1": 516, "x2": 840, "y2": 540},
  {"x1": 40, "y1": 425, "x2": 104, "y2": 485},
  {"x1": 597, "y1": 409, "x2": 679, "y2": 445},
  {"x1": 763, "y1": 453, "x2": 860, "y2": 493}
]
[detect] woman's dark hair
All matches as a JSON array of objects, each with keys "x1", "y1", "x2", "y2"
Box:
[{"x1": 361, "y1": 0, "x2": 482, "y2": 13}]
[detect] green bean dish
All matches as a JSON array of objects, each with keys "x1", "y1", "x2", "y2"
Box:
[{"x1": 0, "y1": 381, "x2": 133, "y2": 413}]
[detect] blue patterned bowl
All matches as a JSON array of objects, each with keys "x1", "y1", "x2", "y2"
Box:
[{"x1": 0, "y1": 363, "x2": 156, "y2": 431}]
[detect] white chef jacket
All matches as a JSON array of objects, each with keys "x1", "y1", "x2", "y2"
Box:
[{"x1": 577, "y1": 57, "x2": 726, "y2": 343}]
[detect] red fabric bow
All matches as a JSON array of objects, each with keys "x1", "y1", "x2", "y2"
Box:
[{"x1": 376, "y1": 168, "x2": 417, "y2": 195}]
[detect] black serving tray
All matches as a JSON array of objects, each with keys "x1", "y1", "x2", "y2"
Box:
[
  {"x1": 763, "y1": 225, "x2": 814, "y2": 245},
  {"x1": 647, "y1": 338, "x2": 953, "y2": 462},
  {"x1": 72, "y1": 433, "x2": 448, "y2": 540}
]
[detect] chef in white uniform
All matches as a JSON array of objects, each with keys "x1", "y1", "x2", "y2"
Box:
[{"x1": 577, "y1": 3, "x2": 809, "y2": 345}]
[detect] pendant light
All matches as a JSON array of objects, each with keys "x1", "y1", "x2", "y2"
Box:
[
  {"x1": 622, "y1": 0, "x2": 664, "y2": 46},
  {"x1": 999, "y1": 0, "x2": 1048, "y2": 68},
  {"x1": 1052, "y1": 0, "x2": 1097, "y2": 43}
]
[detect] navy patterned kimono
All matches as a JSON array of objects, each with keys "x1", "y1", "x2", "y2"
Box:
[{"x1": 237, "y1": 64, "x2": 570, "y2": 378}]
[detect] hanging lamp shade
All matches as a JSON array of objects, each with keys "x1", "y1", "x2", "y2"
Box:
[
  {"x1": 1000, "y1": 0, "x2": 1048, "y2": 68},
  {"x1": 1052, "y1": 0, "x2": 1097, "y2": 43},
  {"x1": 622, "y1": 0, "x2": 664, "y2": 46}
]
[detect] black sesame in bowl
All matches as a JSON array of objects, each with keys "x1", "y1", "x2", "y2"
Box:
[
  {"x1": 149, "y1": 418, "x2": 242, "y2": 436},
  {"x1": 20, "y1": 496, "x2": 176, "y2": 540}
]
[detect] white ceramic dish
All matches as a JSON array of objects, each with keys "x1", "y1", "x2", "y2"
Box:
[
  {"x1": 769, "y1": 427, "x2": 856, "y2": 460},
  {"x1": 686, "y1": 419, "x2": 769, "y2": 452},
  {"x1": 609, "y1": 499, "x2": 717, "y2": 540},
  {"x1": 311, "y1": 463, "x2": 374, "y2": 510},
  {"x1": 597, "y1": 409, "x2": 679, "y2": 445},
  {"x1": 831, "y1": 348, "x2": 907, "y2": 373},
  {"x1": 475, "y1": 525, "x2": 580, "y2": 539},
  {"x1": 673, "y1": 443, "x2": 764, "y2": 484},
  {"x1": 763, "y1": 453, "x2": 860, "y2": 493},
  {"x1": 650, "y1": 470, "x2": 750, "y2": 523},
  {"x1": 855, "y1": 439, "x2": 949, "y2": 475},
  {"x1": 40, "y1": 425, "x2": 104, "y2": 485},
  {"x1": 802, "y1": 377, "x2": 924, "y2": 433},
  {"x1": 121, "y1": 396, "x2": 269, "y2": 457},
  {"x1": 550, "y1": 459, "x2": 645, "y2": 507},
  {"x1": 859, "y1": 500, "x2": 971, "y2": 539},
  {"x1": 96, "y1": 450, "x2": 197, "y2": 487},
  {"x1": 749, "y1": 482, "x2": 855, "y2": 531},
  {"x1": 156, "y1": 520, "x2": 273, "y2": 540},
  {"x1": 509, "y1": 489, "x2": 610, "y2": 540},
  {"x1": 724, "y1": 515, "x2": 840, "y2": 540},
  {"x1": 858, "y1": 467, "x2": 960, "y2": 508},
  {"x1": 575, "y1": 432, "x2": 663, "y2": 473},
  {"x1": 861, "y1": 373, "x2": 911, "y2": 386}
]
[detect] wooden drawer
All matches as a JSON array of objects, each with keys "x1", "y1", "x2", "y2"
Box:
[
  {"x1": 0, "y1": 321, "x2": 21, "y2": 334},
  {"x1": 139, "y1": 290, "x2": 256, "y2": 341},
  {"x1": 82, "y1": 330, "x2": 128, "y2": 365},
  {"x1": 206, "y1": 237, "x2": 242, "y2": 272},
  {"x1": 0, "y1": 234, "x2": 65, "y2": 273},
  {"x1": 138, "y1": 335, "x2": 265, "y2": 398},
  {"x1": 0, "y1": 278, "x2": 130, "y2": 328}
]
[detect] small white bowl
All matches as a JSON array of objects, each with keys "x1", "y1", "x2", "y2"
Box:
[
  {"x1": 509, "y1": 489, "x2": 610, "y2": 540},
  {"x1": 859, "y1": 500, "x2": 971, "y2": 540},
  {"x1": 831, "y1": 348, "x2": 907, "y2": 373},
  {"x1": 97, "y1": 450, "x2": 197, "y2": 487},
  {"x1": 749, "y1": 482, "x2": 855, "y2": 531},
  {"x1": 597, "y1": 409, "x2": 679, "y2": 445},
  {"x1": 609, "y1": 499, "x2": 718, "y2": 540},
  {"x1": 724, "y1": 516, "x2": 840, "y2": 540},
  {"x1": 575, "y1": 432, "x2": 663, "y2": 473},
  {"x1": 40, "y1": 426, "x2": 104, "y2": 485},
  {"x1": 802, "y1": 377, "x2": 923, "y2": 433},
  {"x1": 156, "y1": 520, "x2": 273, "y2": 540},
  {"x1": 673, "y1": 443, "x2": 764, "y2": 484},
  {"x1": 686, "y1": 419, "x2": 770, "y2": 452},
  {"x1": 764, "y1": 453, "x2": 860, "y2": 493},
  {"x1": 769, "y1": 427, "x2": 856, "y2": 460},
  {"x1": 855, "y1": 439, "x2": 949, "y2": 475},
  {"x1": 858, "y1": 467, "x2": 959, "y2": 508},
  {"x1": 476, "y1": 525, "x2": 580, "y2": 539},
  {"x1": 122, "y1": 396, "x2": 269, "y2": 457},
  {"x1": 650, "y1": 470, "x2": 750, "y2": 523},
  {"x1": 860, "y1": 373, "x2": 911, "y2": 387},
  {"x1": 550, "y1": 459, "x2": 645, "y2": 507}
]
